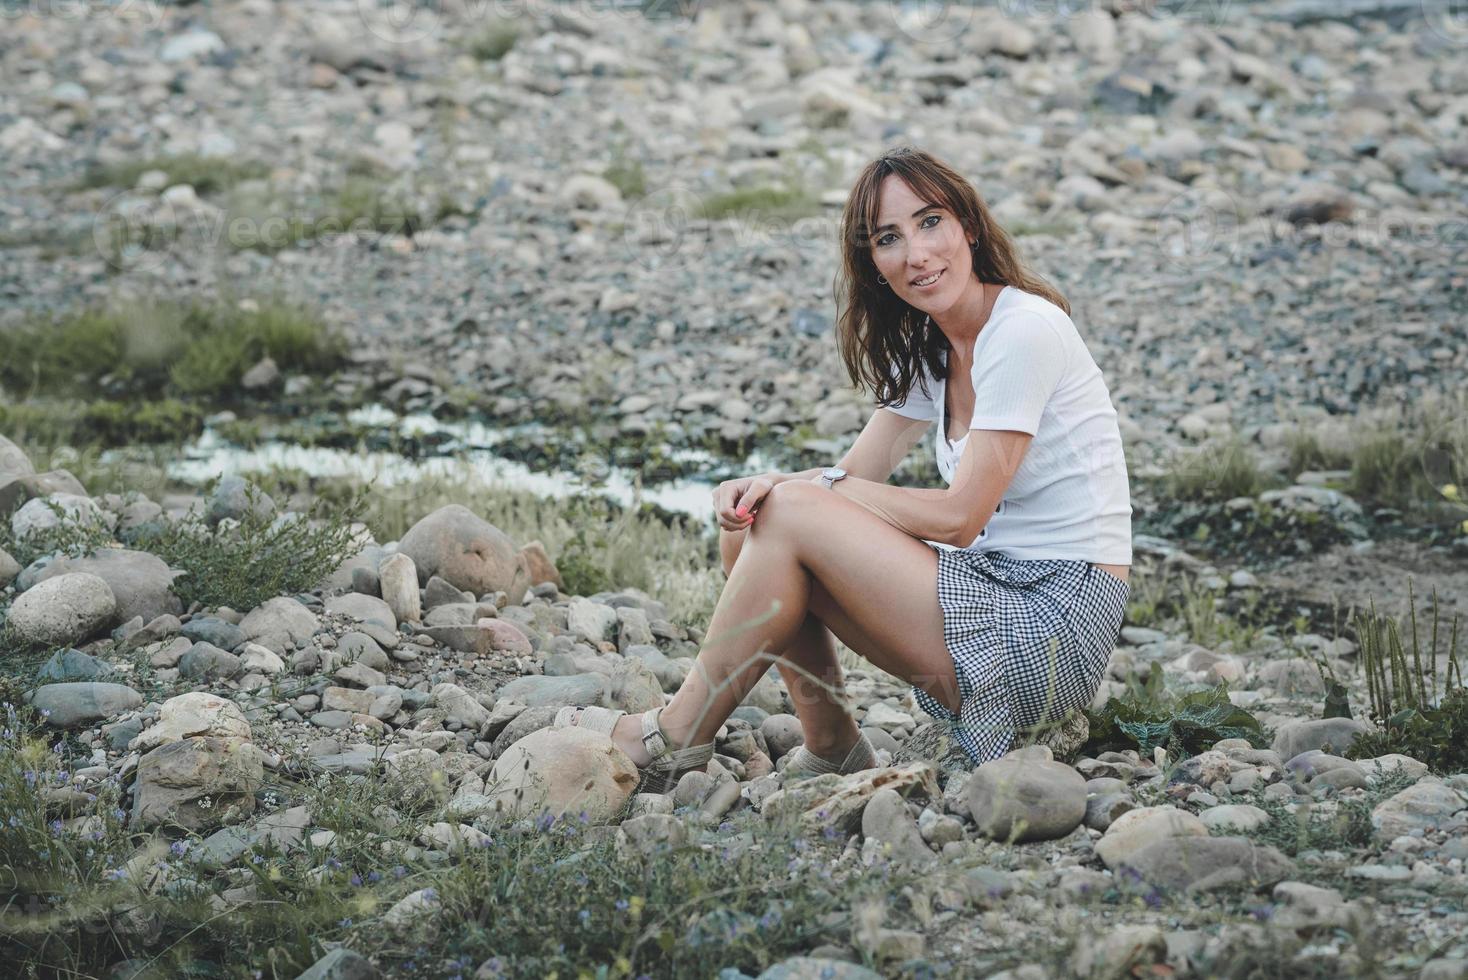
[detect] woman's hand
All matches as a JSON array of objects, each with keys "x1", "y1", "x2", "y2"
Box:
[{"x1": 713, "y1": 473, "x2": 777, "y2": 532}]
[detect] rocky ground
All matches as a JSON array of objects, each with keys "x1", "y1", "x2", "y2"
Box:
[
  {"x1": 2, "y1": 435, "x2": 1467, "y2": 978},
  {"x1": 2, "y1": 0, "x2": 1467, "y2": 976}
]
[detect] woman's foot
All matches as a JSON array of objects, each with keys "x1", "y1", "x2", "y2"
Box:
[{"x1": 560, "y1": 707, "x2": 697, "y2": 769}]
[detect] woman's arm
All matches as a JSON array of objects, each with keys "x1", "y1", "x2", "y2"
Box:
[
  {"x1": 826, "y1": 427, "x2": 1033, "y2": 547},
  {"x1": 761, "y1": 407, "x2": 933, "y2": 486}
]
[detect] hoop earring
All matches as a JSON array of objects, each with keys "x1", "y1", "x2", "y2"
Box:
[{"x1": 877, "y1": 274, "x2": 888, "y2": 285}]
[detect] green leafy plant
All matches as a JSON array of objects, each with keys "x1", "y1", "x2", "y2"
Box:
[
  {"x1": 1345, "y1": 582, "x2": 1466, "y2": 774},
  {"x1": 127, "y1": 479, "x2": 368, "y2": 611},
  {"x1": 1085, "y1": 662, "x2": 1269, "y2": 759}
]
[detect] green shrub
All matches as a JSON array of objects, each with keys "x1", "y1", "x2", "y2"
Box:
[
  {"x1": 0, "y1": 296, "x2": 345, "y2": 402},
  {"x1": 464, "y1": 22, "x2": 520, "y2": 60},
  {"x1": 696, "y1": 184, "x2": 823, "y2": 225},
  {"x1": 1249, "y1": 766, "x2": 1418, "y2": 857},
  {"x1": 127, "y1": 478, "x2": 368, "y2": 611}
]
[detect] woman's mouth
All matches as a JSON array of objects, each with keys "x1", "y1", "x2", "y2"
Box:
[{"x1": 911, "y1": 269, "x2": 944, "y2": 289}]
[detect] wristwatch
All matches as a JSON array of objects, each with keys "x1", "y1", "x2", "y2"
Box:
[{"x1": 820, "y1": 466, "x2": 847, "y2": 490}]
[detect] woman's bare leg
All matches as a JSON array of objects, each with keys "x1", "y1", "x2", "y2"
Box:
[
  {"x1": 719, "y1": 527, "x2": 861, "y2": 760},
  {"x1": 571, "y1": 479, "x2": 961, "y2": 767}
]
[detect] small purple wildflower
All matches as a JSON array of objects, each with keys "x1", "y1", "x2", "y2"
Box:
[
  {"x1": 350, "y1": 873, "x2": 363, "y2": 887},
  {"x1": 170, "y1": 841, "x2": 190, "y2": 858}
]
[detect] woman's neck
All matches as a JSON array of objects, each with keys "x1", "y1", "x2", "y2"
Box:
[{"x1": 933, "y1": 281, "x2": 1001, "y2": 361}]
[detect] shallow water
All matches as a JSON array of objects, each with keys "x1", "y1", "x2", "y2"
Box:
[{"x1": 157, "y1": 404, "x2": 780, "y2": 520}]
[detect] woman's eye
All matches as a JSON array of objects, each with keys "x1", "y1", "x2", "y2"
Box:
[
  {"x1": 875, "y1": 233, "x2": 894, "y2": 247},
  {"x1": 921, "y1": 213, "x2": 940, "y2": 229}
]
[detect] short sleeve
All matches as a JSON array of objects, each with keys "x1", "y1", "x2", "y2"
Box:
[
  {"x1": 880, "y1": 355, "x2": 938, "y2": 421},
  {"x1": 968, "y1": 313, "x2": 1070, "y2": 436}
]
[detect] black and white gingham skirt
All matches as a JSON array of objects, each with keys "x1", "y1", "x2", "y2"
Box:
[{"x1": 909, "y1": 548, "x2": 1130, "y2": 767}]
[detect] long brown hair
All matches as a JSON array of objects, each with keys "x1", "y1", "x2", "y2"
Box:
[{"x1": 834, "y1": 145, "x2": 1069, "y2": 410}]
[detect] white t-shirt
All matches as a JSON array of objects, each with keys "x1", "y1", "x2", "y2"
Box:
[{"x1": 883, "y1": 285, "x2": 1133, "y2": 563}]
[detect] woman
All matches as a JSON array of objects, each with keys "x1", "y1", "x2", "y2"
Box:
[{"x1": 555, "y1": 146, "x2": 1132, "y2": 791}]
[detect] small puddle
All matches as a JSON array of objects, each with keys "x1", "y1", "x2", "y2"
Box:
[{"x1": 153, "y1": 404, "x2": 780, "y2": 521}]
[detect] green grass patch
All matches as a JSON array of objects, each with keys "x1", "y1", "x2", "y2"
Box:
[
  {"x1": 1162, "y1": 436, "x2": 1276, "y2": 503},
  {"x1": 695, "y1": 184, "x2": 823, "y2": 226},
  {"x1": 221, "y1": 177, "x2": 436, "y2": 253},
  {"x1": 462, "y1": 21, "x2": 520, "y2": 60},
  {"x1": 0, "y1": 295, "x2": 346, "y2": 403},
  {"x1": 75, "y1": 153, "x2": 271, "y2": 195},
  {"x1": 0, "y1": 398, "x2": 205, "y2": 448}
]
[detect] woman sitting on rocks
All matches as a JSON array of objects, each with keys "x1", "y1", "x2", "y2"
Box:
[{"x1": 557, "y1": 145, "x2": 1133, "y2": 791}]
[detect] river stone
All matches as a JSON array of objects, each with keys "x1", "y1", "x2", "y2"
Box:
[
  {"x1": 26, "y1": 681, "x2": 141, "y2": 728},
  {"x1": 1095, "y1": 806, "x2": 1210, "y2": 868},
  {"x1": 178, "y1": 642, "x2": 243, "y2": 681},
  {"x1": 1199, "y1": 804, "x2": 1271, "y2": 832},
  {"x1": 35, "y1": 648, "x2": 116, "y2": 682},
  {"x1": 862, "y1": 786, "x2": 937, "y2": 868},
  {"x1": 519, "y1": 540, "x2": 562, "y2": 589},
  {"x1": 1273, "y1": 718, "x2": 1371, "y2": 761},
  {"x1": 132, "y1": 736, "x2": 266, "y2": 831},
  {"x1": 0, "y1": 434, "x2": 35, "y2": 485},
  {"x1": 238, "y1": 596, "x2": 320, "y2": 654},
  {"x1": 604, "y1": 658, "x2": 665, "y2": 713},
  {"x1": 396, "y1": 504, "x2": 530, "y2": 604},
  {"x1": 1070, "y1": 925, "x2": 1167, "y2": 979},
  {"x1": 181, "y1": 616, "x2": 245, "y2": 651},
  {"x1": 0, "y1": 469, "x2": 87, "y2": 519},
  {"x1": 10, "y1": 493, "x2": 107, "y2": 542},
  {"x1": 8, "y1": 571, "x2": 117, "y2": 647},
  {"x1": 1371, "y1": 781, "x2": 1468, "y2": 841},
  {"x1": 131, "y1": 691, "x2": 253, "y2": 751},
  {"x1": 0, "y1": 546, "x2": 19, "y2": 589},
  {"x1": 1085, "y1": 792, "x2": 1135, "y2": 832},
  {"x1": 423, "y1": 575, "x2": 473, "y2": 608},
  {"x1": 615, "y1": 813, "x2": 689, "y2": 861},
  {"x1": 485, "y1": 726, "x2": 639, "y2": 824},
  {"x1": 377, "y1": 552, "x2": 421, "y2": 625},
  {"x1": 496, "y1": 673, "x2": 606, "y2": 709},
  {"x1": 430, "y1": 682, "x2": 492, "y2": 729},
  {"x1": 966, "y1": 757, "x2": 1087, "y2": 843},
  {"x1": 239, "y1": 643, "x2": 286, "y2": 674},
  {"x1": 758, "y1": 959, "x2": 883, "y2": 980},
  {"x1": 566, "y1": 596, "x2": 619, "y2": 645},
  {"x1": 29, "y1": 549, "x2": 184, "y2": 624},
  {"x1": 1120, "y1": 836, "x2": 1294, "y2": 893},
  {"x1": 206, "y1": 474, "x2": 275, "y2": 525},
  {"x1": 325, "y1": 592, "x2": 397, "y2": 630}
]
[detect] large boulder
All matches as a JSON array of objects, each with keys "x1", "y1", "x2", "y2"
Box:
[
  {"x1": 1273, "y1": 718, "x2": 1371, "y2": 761},
  {"x1": 0, "y1": 434, "x2": 35, "y2": 485},
  {"x1": 484, "y1": 726, "x2": 640, "y2": 824},
  {"x1": 1120, "y1": 836, "x2": 1294, "y2": 893},
  {"x1": 238, "y1": 596, "x2": 320, "y2": 654},
  {"x1": 7, "y1": 571, "x2": 117, "y2": 647},
  {"x1": 0, "y1": 469, "x2": 88, "y2": 519},
  {"x1": 396, "y1": 505, "x2": 530, "y2": 604},
  {"x1": 1095, "y1": 806, "x2": 1209, "y2": 868},
  {"x1": 29, "y1": 548, "x2": 184, "y2": 624},
  {"x1": 10, "y1": 493, "x2": 108, "y2": 542},
  {"x1": 965, "y1": 755, "x2": 1087, "y2": 842},
  {"x1": 131, "y1": 691, "x2": 253, "y2": 751},
  {"x1": 131, "y1": 736, "x2": 266, "y2": 831},
  {"x1": 26, "y1": 681, "x2": 141, "y2": 728},
  {"x1": 1371, "y1": 781, "x2": 1467, "y2": 842}
]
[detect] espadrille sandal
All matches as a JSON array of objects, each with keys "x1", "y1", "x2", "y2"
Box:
[
  {"x1": 780, "y1": 730, "x2": 879, "y2": 781},
  {"x1": 552, "y1": 704, "x2": 715, "y2": 796}
]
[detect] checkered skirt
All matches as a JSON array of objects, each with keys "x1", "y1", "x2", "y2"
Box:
[{"x1": 909, "y1": 548, "x2": 1130, "y2": 767}]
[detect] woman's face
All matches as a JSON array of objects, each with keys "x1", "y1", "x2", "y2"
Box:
[{"x1": 869, "y1": 174, "x2": 973, "y2": 315}]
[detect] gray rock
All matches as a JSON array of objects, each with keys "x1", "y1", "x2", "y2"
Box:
[
  {"x1": 35, "y1": 648, "x2": 116, "y2": 682},
  {"x1": 26, "y1": 681, "x2": 141, "y2": 728},
  {"x1": 325, "y1": 592, "x2": 397, "y2": 630},
  {"x1": 1273, "y1": 718, "x2": 1371, "y2": 760},
  {"x1": 238, "y1": 596, "x2": 320, "y2": 654},
  {"x1": 758, "y1": 958, "x2": 883, "y2": 980},
  {"x1": 29, "y1": 549, "x2": 184, "y2": 624},
  {"x1": 615, "y1": 813, "x2": 688, "y2": 860},
  {"x1": 193, "y1": 805, "x2": 310, "y2": 870},
  {"x1": 294, "y1": 948, "x2": 380, "y2": 980},
  {"x1": 496, "y1": 673, "x2": 606, "y2": 709},
  {"x1": 8, "y1": 571, "x2": 117, "y2": 647},
  {"x1": 1199, "y1": 804, "x2": 1271, "y2": 832},
  {"x1": 10, "y1": 493, "x2": 107, "y2": 542},
  {"x1": 377, "y1": 553, "x2": 420, "y2": 625},
  {"x1": 1121, "y1": 836, "x2": 1294, "y2": 893},
  {"x1": 181, "y1": 616, "x2": 245, "y2": 651},
  {"x1": 206, "y1": 474, "x2": 275, "y2": 525},
  {"x1": 0, "y1": 469, "x2": 87, "y2": 520},
  {"x1": 423, "y1": 574, "x2": 472, "y2": 608},
  {"x1": 1371, "y1": 781, "x2": 1467, "y2": 841},
  {"x1": 861, "y1": 787, "x2": 936, "y2": 868},
  {"x1": 178, "y1": 642, "x2": 244, "y2": 681},
  {"x1": 966, "y1": 757, "x2": 1087, "y2": 842},
  {"x1": 1070, "y1": 925, "x2": 1167, "y2": 979},
  {"x1": 131, "y1": 735, "x2": 266, "y2": 831},
  {"x1": 1085, "y1": 792, "x2": 1135, "y2": 832},
  {"x1": 0, "y1": 434, "x2": 35, "y2": 486},
  {"x1": 0, "y1": 546, "x2": 19, "y2": 589}
]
